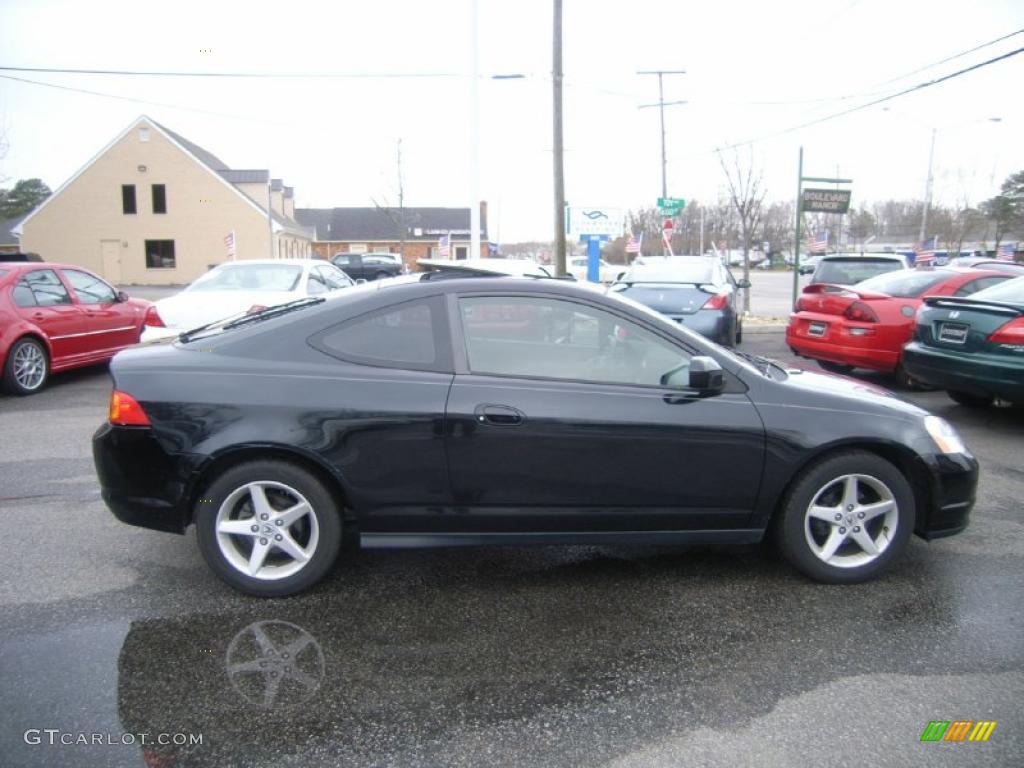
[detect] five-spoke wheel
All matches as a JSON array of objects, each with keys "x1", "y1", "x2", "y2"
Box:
[
  {"x1": 777, "y1": 451, "x2": 914, "y2": 583},
  {"x1": 196, "y1": 461, "x2": 342, "y2": 596}
]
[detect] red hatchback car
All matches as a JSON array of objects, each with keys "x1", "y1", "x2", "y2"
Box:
[
  {"x1": 787, "y1": 268, "x2": 1014, "y2": 386},
  {"x1": 0, "y1": 262, "x2": 151, "y2": 395}
]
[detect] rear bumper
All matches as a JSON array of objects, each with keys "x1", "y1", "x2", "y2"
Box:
[
  {"x1": 915, "y1": 451, "x2": 979, "y2": 540},
  {"x1": 903, "y1": 342, "x2": 1024, "y2": 403},
  {"x1": 664, "y1": 310, "x2": 733, "y2": 345},
  {"x1": 93, "y1": 423, "x2": 199, "y2": 534},
  {"x1": 786, "y1": 317, "x2": 900, "y2": 372}
]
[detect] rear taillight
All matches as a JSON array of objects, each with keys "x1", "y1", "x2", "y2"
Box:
[
  {"x1": 843, "y1": 301, "x2": 879, "y2": 322},
  {"x1": 988, "y1": 317, "x2": 1024, "y2": 345},
  {"x1": 702, "y1": 292, "x2": 729, "y2": 310},
  {"x1": 109, "y1": 390, "x2": 150, "y2": 426},
  {"x1": 143, "y1": 306, "x2": 165, "y2": 327}
]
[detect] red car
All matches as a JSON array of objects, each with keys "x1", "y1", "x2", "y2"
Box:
[
  {"x1": 786, "y1": 268, "x2": 1014, "y2": 387},
  {"x1": 0, "y1": 262, "x2": 151, "y2": 395}
]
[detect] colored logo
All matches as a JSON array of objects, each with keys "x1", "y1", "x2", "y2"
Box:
[{"x1": 920, "y1": 721, "x2": 997, "y2": 742}]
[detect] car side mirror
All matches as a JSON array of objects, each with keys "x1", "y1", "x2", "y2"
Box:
[
  {"x1": 736, "y1": 279, "x2": 751, "y2": 289},
  {"x1": 116, "y1": 290, "x2": 129, "y2": 302},
  {"x1": 688, "y1": 356, "x2": 724, "y2": 395}
]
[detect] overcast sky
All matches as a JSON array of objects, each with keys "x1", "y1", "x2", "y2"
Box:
[{"x1": 1, "y1": 0, "x2": 1022, "y2": 243}]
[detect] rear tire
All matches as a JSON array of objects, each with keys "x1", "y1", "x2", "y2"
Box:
[
  {"x1": 374, "y1": 271, "x2": 389, "y2": 280},
  {"x1": 3, "y1": 336, "x2": 49, "y2": 395},
  {"x1": 775, "y1": 450, "x2": 914, "y2": 583},
  {"x1": 947, "y1": 390, "x2": 994, "y2": 408},
  {"x1": 195, "y1": 460, "x2": 342, "y2": 597},
  {"x1": 818, "y1": 360, "x2": 854, "y2": 375}
]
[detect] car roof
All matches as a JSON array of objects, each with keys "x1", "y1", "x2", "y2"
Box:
[{"x1": 819, "y1": 253, "x2": 906, "y2": 261}]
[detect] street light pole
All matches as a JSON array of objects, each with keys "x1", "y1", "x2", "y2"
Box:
[
  {"x1": 470, "y1": 0, "x2": 481, "y2": 261},
  {"x1": 553, "y1": 0, "x2": 567, "y2": 276}
]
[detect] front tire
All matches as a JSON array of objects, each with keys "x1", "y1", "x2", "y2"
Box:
[
  {"x1": 947, "y1": 390, "x2": 994, "y2": 408},
  {"x1": 195, "y1": 460, "x2": 342, "y2": 596},
  {"x1": 818, "y1": 360, "x2": 854, "y2": 375},
  {"x1": 3, "y1": 336, "x2": 49, "y2": 395},
  {"x1": 775, "y1": 451, "x2": 914, "y2": 583}
]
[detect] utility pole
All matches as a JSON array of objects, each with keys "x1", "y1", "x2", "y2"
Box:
[
  {"x1": 470, "y1": 0, "x2": 481, "y2": 261},
  {"x1": 397, "y1": 139, "x2": 406, "y2": 267},
  {"x1": 637, "y1": 70, "x2": 687, "y2": 200},
  {"x1": 919, "y1": 127, "x2": 936, "y2": 244},
  {"x1": 553, "y1": 0, "x2": 567, "y2": 276}
]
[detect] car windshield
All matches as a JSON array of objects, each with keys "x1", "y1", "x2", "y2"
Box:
[
  {"x1": 619, "y1": 260, "x2": 716, "y2": 284},
  {"x1": 855, "y1": 269, "x2": 953, "y2": 297},
  {"x1": 186, "y1": 264, "x2": 303, "y2": 292},
  {"x1": 815, "y1": 258, "x2": 904, "y2": 285},
  {"x1": 967, "y1": 275, "x2": 1024, "y2": 304}
]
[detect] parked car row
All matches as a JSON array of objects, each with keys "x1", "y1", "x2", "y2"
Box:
[{"x1": 788, "y1": 261, "x2": 1023, "y2": 406}]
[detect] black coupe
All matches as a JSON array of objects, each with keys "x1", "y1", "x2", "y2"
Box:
[{"x1": 94, "y1": 272, "x2": 978, "y2": 596}]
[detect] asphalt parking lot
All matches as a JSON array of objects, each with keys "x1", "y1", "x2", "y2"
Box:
[{"x1": 1, "y1": 328, "x2": 1021, "y2": 767}]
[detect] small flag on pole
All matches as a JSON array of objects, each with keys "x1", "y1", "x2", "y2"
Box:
[
  {"x1": 438, "y1": 233, "x2": 451, "y2": 258},
  {"x1": 914, "y1": 236, "x2": 937, "y2": 266},
  {"x1": 224, "y1": 231, "x2": 236, "y2": 259},
  {"x1": 625, "y1": 231, "x2": 643, "y2": 254},
  {"x1": 806, "y1": 231, "x2": 828, "y2": 254},
  {"x1": 997, "y1": 242, "x2": 1016, "y2": 261}
]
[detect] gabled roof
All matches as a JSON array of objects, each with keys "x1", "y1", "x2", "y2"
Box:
[
  {"x1": 295, "y1": 207, "x2": 486, "y2": 242},
  {"x1": 14, "y1": 115, "x2": 304, "y2": 235},
  {"x1": 219, "y1": 169, "x2": 270, "y2": 184}
]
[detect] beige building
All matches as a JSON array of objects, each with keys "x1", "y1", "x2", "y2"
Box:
[{"x1": 15, "y1": 116, "x2": 313, "y2": 285}]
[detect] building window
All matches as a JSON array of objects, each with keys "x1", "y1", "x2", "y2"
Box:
[
  {"x1": 122, "y1": 185, "x2": 137, "y2": 215},
  {"x1": 152, "y1": 184, "x2": 167, "y2": 214},
  {"x1": 145, "y1": 240, "x2": 176, "y2": 269},
  {"x1": 455, "y1": 246, "x2": 468, "y2": 260},
  {"x1": 139, "y1": 127, "x2": 150, "y2": 142}
]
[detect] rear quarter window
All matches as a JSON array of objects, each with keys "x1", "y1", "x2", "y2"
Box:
[{"x1": 309, "y1": 296, "x2": 452, "y2": 373}]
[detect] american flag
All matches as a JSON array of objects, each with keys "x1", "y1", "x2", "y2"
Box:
[
  {"x1": 224, "y1": 230, "x2": 236, "y2": 259},
  {"x1": 438, "y1": 233, "x2": 451, "y2": 258},
  {"x1": 625, "y1": 231, "x2": 643, "y2": 254},
  {"x1": 914, "y1": 236, "x2": 937, "y2": 266},
  {"x1": 997, "y1": 242, "x2": 1016, "y2": 261},
  {"x1": 806, "y1": 231, "x2": 828, "y2": 254}
]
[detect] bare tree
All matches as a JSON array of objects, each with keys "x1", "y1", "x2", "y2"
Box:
[{"x1": 718, "y1": 147, "x2": 766, "y2": 312}]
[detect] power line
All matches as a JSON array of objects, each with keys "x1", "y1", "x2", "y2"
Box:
[
  {"x1": 0, "y1": 73, "x2": 285, "y2": 124},
  {"x1": 0, "y1": 65, "x2": 461, "y2": 79},
  {"x1": 716, "y1": 45, "x2": 1024, "y2": 153}
]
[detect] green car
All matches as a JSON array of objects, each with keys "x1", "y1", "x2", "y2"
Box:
[{"x1": 903, "y1": 275, "x2": 1024, "y2": 407}]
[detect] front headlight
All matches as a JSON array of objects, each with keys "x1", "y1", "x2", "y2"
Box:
[{"x1": 924, "y1": 415, "x2": 968, "y2": 455}]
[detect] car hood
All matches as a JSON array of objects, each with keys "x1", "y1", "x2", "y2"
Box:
[
  {"x1": 772, "y1": 364, "x2": 928, "y2": 420},
  {"x1": 154, "y1": 290, "x2": 299, "y2": 329}
]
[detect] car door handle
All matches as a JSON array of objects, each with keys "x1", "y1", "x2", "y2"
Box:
[{"x1": 474, "y1": 404, "x2": 524, "y2": 426}]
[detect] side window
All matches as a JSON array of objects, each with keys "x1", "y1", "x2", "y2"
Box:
[
  {"x1": 63, "y1": 269, "x2": 116, "y2": 304},
  {"x1": 307, "y1": 270, "x2": 327, "y2": 295},
  {"x1": 23, "y1": 269, "x2": 72, "y2": 306},
  {"x1": 333, "y1": 255, "x2": 350, "y2": 266},
  {"x1": 954, "y1": 276, "x2": 1008, "y2": 297},
  {"x1": 459, "y1": 296, "x2": 691, "y2": 387},
  {"x1": 319, "y1": 266, "x2": 352, "y2": 290},
  {"x1": 310, "y1": 297, "x2": 450, "y2": 372},
  {"x1": 12, "y1": 279, "x2": 37, "y2": 308}
]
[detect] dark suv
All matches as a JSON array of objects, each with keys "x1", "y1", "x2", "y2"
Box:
[{"x1": 331, "y1": 253, "x2": 403, "y2": 281}]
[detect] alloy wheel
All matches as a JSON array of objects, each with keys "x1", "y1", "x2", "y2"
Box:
[
  {"x1": 215, "y1": 481, "x2": 320, "y2": 581},
  {"x1": 13, "y1": 341, "x2": 46, "y2": 391},
  {"x1": 803, "y1": 473, "x2": 899, "y2": 568}
]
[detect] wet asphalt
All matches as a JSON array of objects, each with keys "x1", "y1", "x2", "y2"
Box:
[{"x1": 0, "y1": 329, "x2": 1021, "y2": 767}]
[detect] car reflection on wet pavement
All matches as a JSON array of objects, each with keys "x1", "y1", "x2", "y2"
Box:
[{"x1": 1, "y1": 341, "x2": 1023, "y2": 767}]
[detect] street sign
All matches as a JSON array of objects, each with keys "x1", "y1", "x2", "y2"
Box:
[
  {"x1": 802, "y1": 188, "x2": 852, "y2": 214},
  {"x1": 657, "y1": 197, "x2": 686, "y2": 215},
  {"x1": 566, "y1": 206, "x2": 625, "y2": 237}
]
